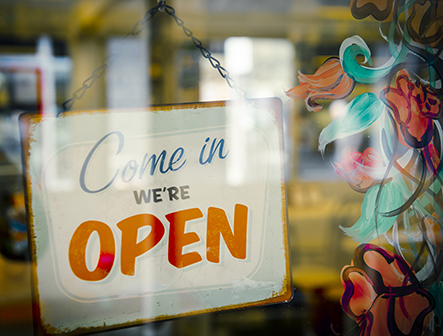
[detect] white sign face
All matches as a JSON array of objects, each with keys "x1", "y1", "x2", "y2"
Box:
[{"x1": 20, "y1": 99, "x2": 291, "y2": 335}]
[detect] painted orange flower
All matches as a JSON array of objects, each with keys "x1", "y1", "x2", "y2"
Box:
[
  {"x1": 381, "y1": 69, "x2": 441, "y2": 148},
  {"x1": 334, "y1": 147, "x2": 385, "y2": 192},
  {"x1": 285, "y1": 57, "x2": 355, "y2": 112},
  {"x1": 341, "y1": 244, "x2": 434, "y2": 336}
]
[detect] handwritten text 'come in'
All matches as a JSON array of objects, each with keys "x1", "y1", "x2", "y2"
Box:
[{"x1": 79, "y1": 131, "x2": 228, "y2": 198}]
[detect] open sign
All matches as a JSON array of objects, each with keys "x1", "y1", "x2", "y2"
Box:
[{"x1": 20, "y1": 99, "x2": 291, "y2": 335}]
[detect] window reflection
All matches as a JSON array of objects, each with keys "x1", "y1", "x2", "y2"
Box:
[{"x1": 0, "y1": 0, "x2": 392, "y2": 335}]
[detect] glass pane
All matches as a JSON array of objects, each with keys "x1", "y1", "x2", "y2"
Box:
[{"x1": 1, "y1": 0, "x2": 441, "y2": 335}]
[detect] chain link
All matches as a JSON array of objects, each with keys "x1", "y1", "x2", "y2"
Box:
[
  {"x1": 163, "y1": 5, "x2": 248, "y2": 101},
  {"x1": 62, "y1": 1, "x2": 247, "y2": 113}
]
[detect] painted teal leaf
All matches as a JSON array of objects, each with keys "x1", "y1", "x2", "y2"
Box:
[
  {"x1": 318, "y1": 92, "x2": 384, "y2": 155},
  {"x1": 340, "y1": 181, "x2": 404, "y2": 243},
  {"x1": 340, "y1": 35, "x2": 407, "y2": 84}
]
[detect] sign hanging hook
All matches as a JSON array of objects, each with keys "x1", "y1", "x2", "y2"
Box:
[{"x1": 157, "y1": 0, "x2": 166, "y2": 12}]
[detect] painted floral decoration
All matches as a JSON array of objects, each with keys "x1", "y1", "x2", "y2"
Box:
[
  {"x1": 350, "y1": 0, "x2": 443, "y2": 47},
  {"x1": 285, "y1": 0, "x2": 443, "y2": 334},
  {"x1": 350, "y1": 0, "x2": 396, "y2": 21},
  {"x1": 381, "y1": 69, "x2": 441, "y2": 149},
  {"x1": 285, "y1": 57, "x2": 355, "y2": 112},
  {"x1": 341, "y1": 244, "x2": 435, "y2": 336},
  {"x1": 334, "y1": 148, "x2": 385, "y2": 192},
  {"x1": 407, "y1": 0, "x2": 443, "y2": 47}
]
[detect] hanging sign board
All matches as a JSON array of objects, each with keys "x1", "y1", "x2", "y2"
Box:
[{"x1": 20, "y1": 98, "x2": 291, "y2": 335}]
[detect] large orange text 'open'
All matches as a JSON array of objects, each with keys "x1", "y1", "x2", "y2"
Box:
[{"x1": 68, "y1": 204, "x2": 248, "y2": 281}]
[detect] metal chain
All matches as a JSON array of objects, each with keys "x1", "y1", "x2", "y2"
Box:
[
  {"x1": 163, "y1": 4, "x2": 248, "y2": 101},
  {"x1": 61, "y1": 4, "x2": 160, "y2": 112},
  {"x1": 61, "y1": 0, "x2": 248, "y2": 113}
]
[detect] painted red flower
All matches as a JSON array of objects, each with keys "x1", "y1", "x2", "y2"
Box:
[
  {"x1": 334, "y1": 147, "x2": 385, "y2": 192},
  {"x1": 341, "y1": 244, "x2": 434, "y2": 336},
  {"x1": 381, "y1": 69, "x2": 441, "y2": 148},
  {"x1": 285, "y1": 57, "x2": 355, "y2": 112}
]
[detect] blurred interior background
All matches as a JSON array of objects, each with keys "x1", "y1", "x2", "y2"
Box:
[{"x1": 0, "y1": 0, "x2": 389, "y2": 335}]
